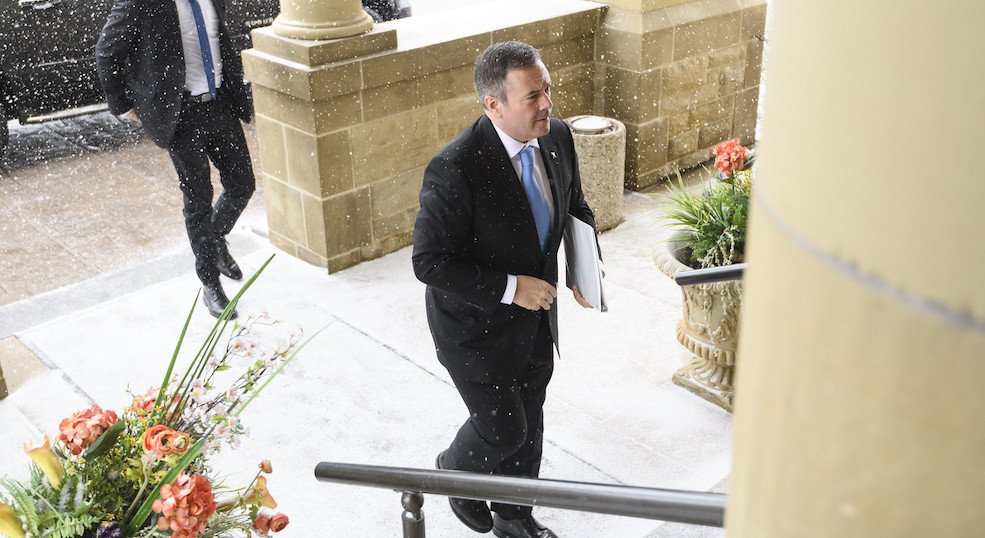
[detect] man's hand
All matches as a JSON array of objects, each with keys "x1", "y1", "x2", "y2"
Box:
[
  {"x1": 513, "y1": 275, "x2": 558, "y2": 311},
  {"x1": 123, "y1": 109, "x2": 141, "y2": 123},
  {"x1": 572, "y1": 286, "x2": 593, "y2": 309}
]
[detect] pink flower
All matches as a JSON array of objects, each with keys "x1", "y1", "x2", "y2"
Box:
[
  {"x1": 152, "y1": 472, "x2": 217, "y2": 538},
  {"x1": 57, "y1": 405, "x2": 118, "y2": 456},
  {"x1": 259, "y1": 460, "x2": 273, "y2": 473},
  {"x1": 253, "y1": 512, "x2": 289, "y2": 534},
  {"x1": 132, "y1": 387, "x2": 183, "y2": 418},
  {"x1": 131, "y1": 387, "x2": 160, "y2": 413},
  {"x1": 712, "y1": 139, "x2": 749, "y2": 178},
  {"x1": 253, "y1": 512, "x2": 272, "y2": 533}
]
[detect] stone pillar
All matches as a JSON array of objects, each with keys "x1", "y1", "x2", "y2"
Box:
[
  {"x1": 272, "y1": 0, "x2": 373, "y2": 40},
  {"x1": 596, "y1": 0, "x2": 766, "y2": 190},
  {"x1": 727, "y1": 2, "x2": 985, "y2": 537},
  {"x1": 243, "y1": 27, "x2": 400, "y2": 271}
]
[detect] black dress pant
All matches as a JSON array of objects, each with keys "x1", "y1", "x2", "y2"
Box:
[
  {"x1": 167, "y1": 98, "x2": 255, "y2": 285},
  {"x1": 442, "y1": 312, "x2": 555, "y2": 519}
]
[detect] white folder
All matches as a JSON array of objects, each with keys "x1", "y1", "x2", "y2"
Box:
[{"x1": 563, "y1": 215, "x2": 607, "y2": 312}]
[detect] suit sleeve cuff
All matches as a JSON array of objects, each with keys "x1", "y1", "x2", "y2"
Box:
[{"x1": 501, "y1": 274, "x2": 517, "y2": 305}]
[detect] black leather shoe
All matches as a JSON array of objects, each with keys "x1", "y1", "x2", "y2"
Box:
[
  {"x1": 436, "y1": 451, "x2": 493, "y2": 533},
  {"x1": 202, "y1": 283, "x2": 237, "y2": 319},
  {"x1": 492, "y1": 514, "x2": 558, "y2": 538},
  {"x1": 216, "y1": 240, "x2": 243, "y2": 280}
]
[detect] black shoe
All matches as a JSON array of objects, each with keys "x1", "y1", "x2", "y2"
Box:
[
  {"x1": 492, "y1": 515, "x2": 558, "y2": 538},
  {"x1": 202, "y1": 283, "x2": 237, "y2": 319},
  {"x1": 216, "y1": 240, "x2": 243, "y2": 280},
  {"x1": 436, "y1": 451, "x2": 493, "y2": 533}
]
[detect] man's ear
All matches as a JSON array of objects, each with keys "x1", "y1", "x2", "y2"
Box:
[{"x1": 484, "y1": 95, "x2": 502, "y2": 118}]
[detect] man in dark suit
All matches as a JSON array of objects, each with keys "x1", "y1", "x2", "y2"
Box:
[
  {"x1": 413, "y1": 41, "x2": 597, "y2": 538},
  {"x1": 95, "y1": 0, "x2": 255, "y2": 318}
]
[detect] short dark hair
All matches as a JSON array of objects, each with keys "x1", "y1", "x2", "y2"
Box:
[{"x1": 474, "y1": 41, "x2": 542, "y2": 109}]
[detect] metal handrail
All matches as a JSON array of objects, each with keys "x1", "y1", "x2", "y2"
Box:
[
  {"x1": 674, "y1": 263, "x2": 746, "y2": 286},
  {"x1": 314, "y1": 461, "x2": 725, "y2": 536}
]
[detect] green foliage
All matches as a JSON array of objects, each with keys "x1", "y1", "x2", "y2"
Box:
[
  {"x1": 1, "y1": 473, "x2": 99, "y2": 538},
  {"x1": 659, "y1": 167, "x2": 752, "y2": 269},
  {"x1": 83, "y1": 421, "x2": 125, "y2": 460},
  {"x1": 2, "y1": 254, "x2": 311, "y2": 538}
]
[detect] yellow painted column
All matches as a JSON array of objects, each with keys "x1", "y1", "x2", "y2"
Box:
[
  {"x1": 728, "y1": 1, "x2": 985, "y2": 536},
  {"x1": 272, "y1": 0, "x2": 373, "y2": 40}
]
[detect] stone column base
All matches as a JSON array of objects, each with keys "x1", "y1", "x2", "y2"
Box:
[{"x1": 673, "y1": 363, "x2": 733, "y2": 412}]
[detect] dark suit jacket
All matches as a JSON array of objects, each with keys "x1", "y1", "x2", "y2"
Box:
[
  {"x1": 413, "y1": 115, "x2": 596, "y2": 383},
  {"x1": 95, "y1": 0, "x2": 252, "y2": 149}
]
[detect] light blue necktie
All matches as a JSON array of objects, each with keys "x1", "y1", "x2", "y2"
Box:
[
  {"x1": 520, "y1": 146, "x2": 551, "y2": 254},
  {"x1": 186, "y1": 0, "x2": 217, "y2": 100}
]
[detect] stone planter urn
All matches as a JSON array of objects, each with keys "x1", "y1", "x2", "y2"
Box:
[{"x1": 654, "y1": 237, "x2": 742, "y2": 411}]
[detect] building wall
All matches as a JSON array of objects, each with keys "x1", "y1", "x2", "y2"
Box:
[
  {"x1": 243, "y1": 0, "x2": 765, "y2": 272},
  {"x1": 597, "y1": 0, "x2": 766, "y2": 189},
  {"x1": 243, "y1": 2, "x2": 602, "y2": 271}
]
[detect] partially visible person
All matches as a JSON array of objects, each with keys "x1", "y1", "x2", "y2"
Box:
[
  {"x1": 413, "y1": 41, "x2": 598, "y2": 538},
  {"x1": 96, "y1": 0, "x2": 255, "y2": 318}
]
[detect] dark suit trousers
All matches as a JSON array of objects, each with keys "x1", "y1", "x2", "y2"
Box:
[
  {"x1": 167, "y1": 98, "x2": 255, "y2": 285},
  {"x1": 442, "y1": 312, "x2": 555, "y2": 519}
]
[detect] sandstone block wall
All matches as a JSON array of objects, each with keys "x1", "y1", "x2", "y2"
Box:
[
  {"x1": 598, "y1": 0, "x2": 766, "y2": 189},
  {"x1": 243, "y1": 3, "x2": 602, "y2": 272},
  {"x1": 244, "y1": 0, "x2": 765, "y2": 272}
]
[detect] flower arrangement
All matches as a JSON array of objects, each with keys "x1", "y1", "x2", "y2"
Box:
[
  {"x1": 0, "y1": 258, "x2": 312, "y2": 538},
  {"x1": 660, "y1": 139, "x2": 755, "y2": 269}
]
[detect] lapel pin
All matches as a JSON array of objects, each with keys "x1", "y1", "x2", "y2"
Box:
[{"x1": 550, "y1": 151, "x2": 557, "y2": 160}]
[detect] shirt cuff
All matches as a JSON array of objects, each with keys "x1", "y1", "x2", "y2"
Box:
[{"x1": 501, "y1": 274, "x2": 517, "y2": 304}]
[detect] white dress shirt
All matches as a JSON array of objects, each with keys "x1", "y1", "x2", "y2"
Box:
[
  {"x1": 491, "y1": 123, "x2": 556, "y2": 305},
  {"x1": 175, "y1": 0, "x2": 223, "y2": 96}
]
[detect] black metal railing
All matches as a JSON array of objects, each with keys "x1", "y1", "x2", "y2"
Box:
[
  {"x1": 314, "y1": 461, "x2": 725, "y2": 537},
  {"x1": 674, "y1": 263, "x2": 746, "y2": 286},
  {"x1": 313, "y1": 265, "x2": 745, "y2": 535}
]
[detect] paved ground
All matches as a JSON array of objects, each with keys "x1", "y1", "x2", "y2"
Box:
[
  {"x1": 0, "y1": 114, "x2": 267, "y2": 307},
  {"x1": 0, "y1": 3, "x2": 732, "y2": 535},
  {"x1": 0, "y1": 0, "x2": 496, "y2": 307},
  {"x1": 1, "y1": 121, "x2": 730, "y2": 536}
]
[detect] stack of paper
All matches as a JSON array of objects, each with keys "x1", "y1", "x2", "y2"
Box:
[{"x1": 563, "y1": 215, "x2": 607, "y2": 311}]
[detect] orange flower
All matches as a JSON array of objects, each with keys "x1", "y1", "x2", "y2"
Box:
[
  {"x1": 132, "y1": 387, "x2": 183, "y2": 419},
  {"x1": 57, "y1": 405, "x2": 118, "y2": 456},
  {"x1": 152, "y1": 472, "x2": 216, "y2": 538},
  {"x1": 712, "y1": 139, "x2": 749, "y2": 178},
  {"x1": 23, "y1": 436, "x2": 64, "y2": 489},
  {"x1": 131, "y1": 387, "x2": 159, "y2": 413},
  {"x1": 252, "y1": 512, "x2": 289, "y2": 534},
  {"x1": 259, "y1": 460, "x2": 272, "y2": 473},
  {"x1": 142, "y1": 425, "x2": 191, "y2": 457},
  {"x1": 268, "y1": 513, "x2": 290, "y2": 533},
  {"x1": 142, "y1": 424, "x2": 171, "y2": 455}
]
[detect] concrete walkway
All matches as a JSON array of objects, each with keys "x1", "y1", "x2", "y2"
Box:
[{"x1": 0, "y1": 173, "x2": 730, "y2": 537}]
